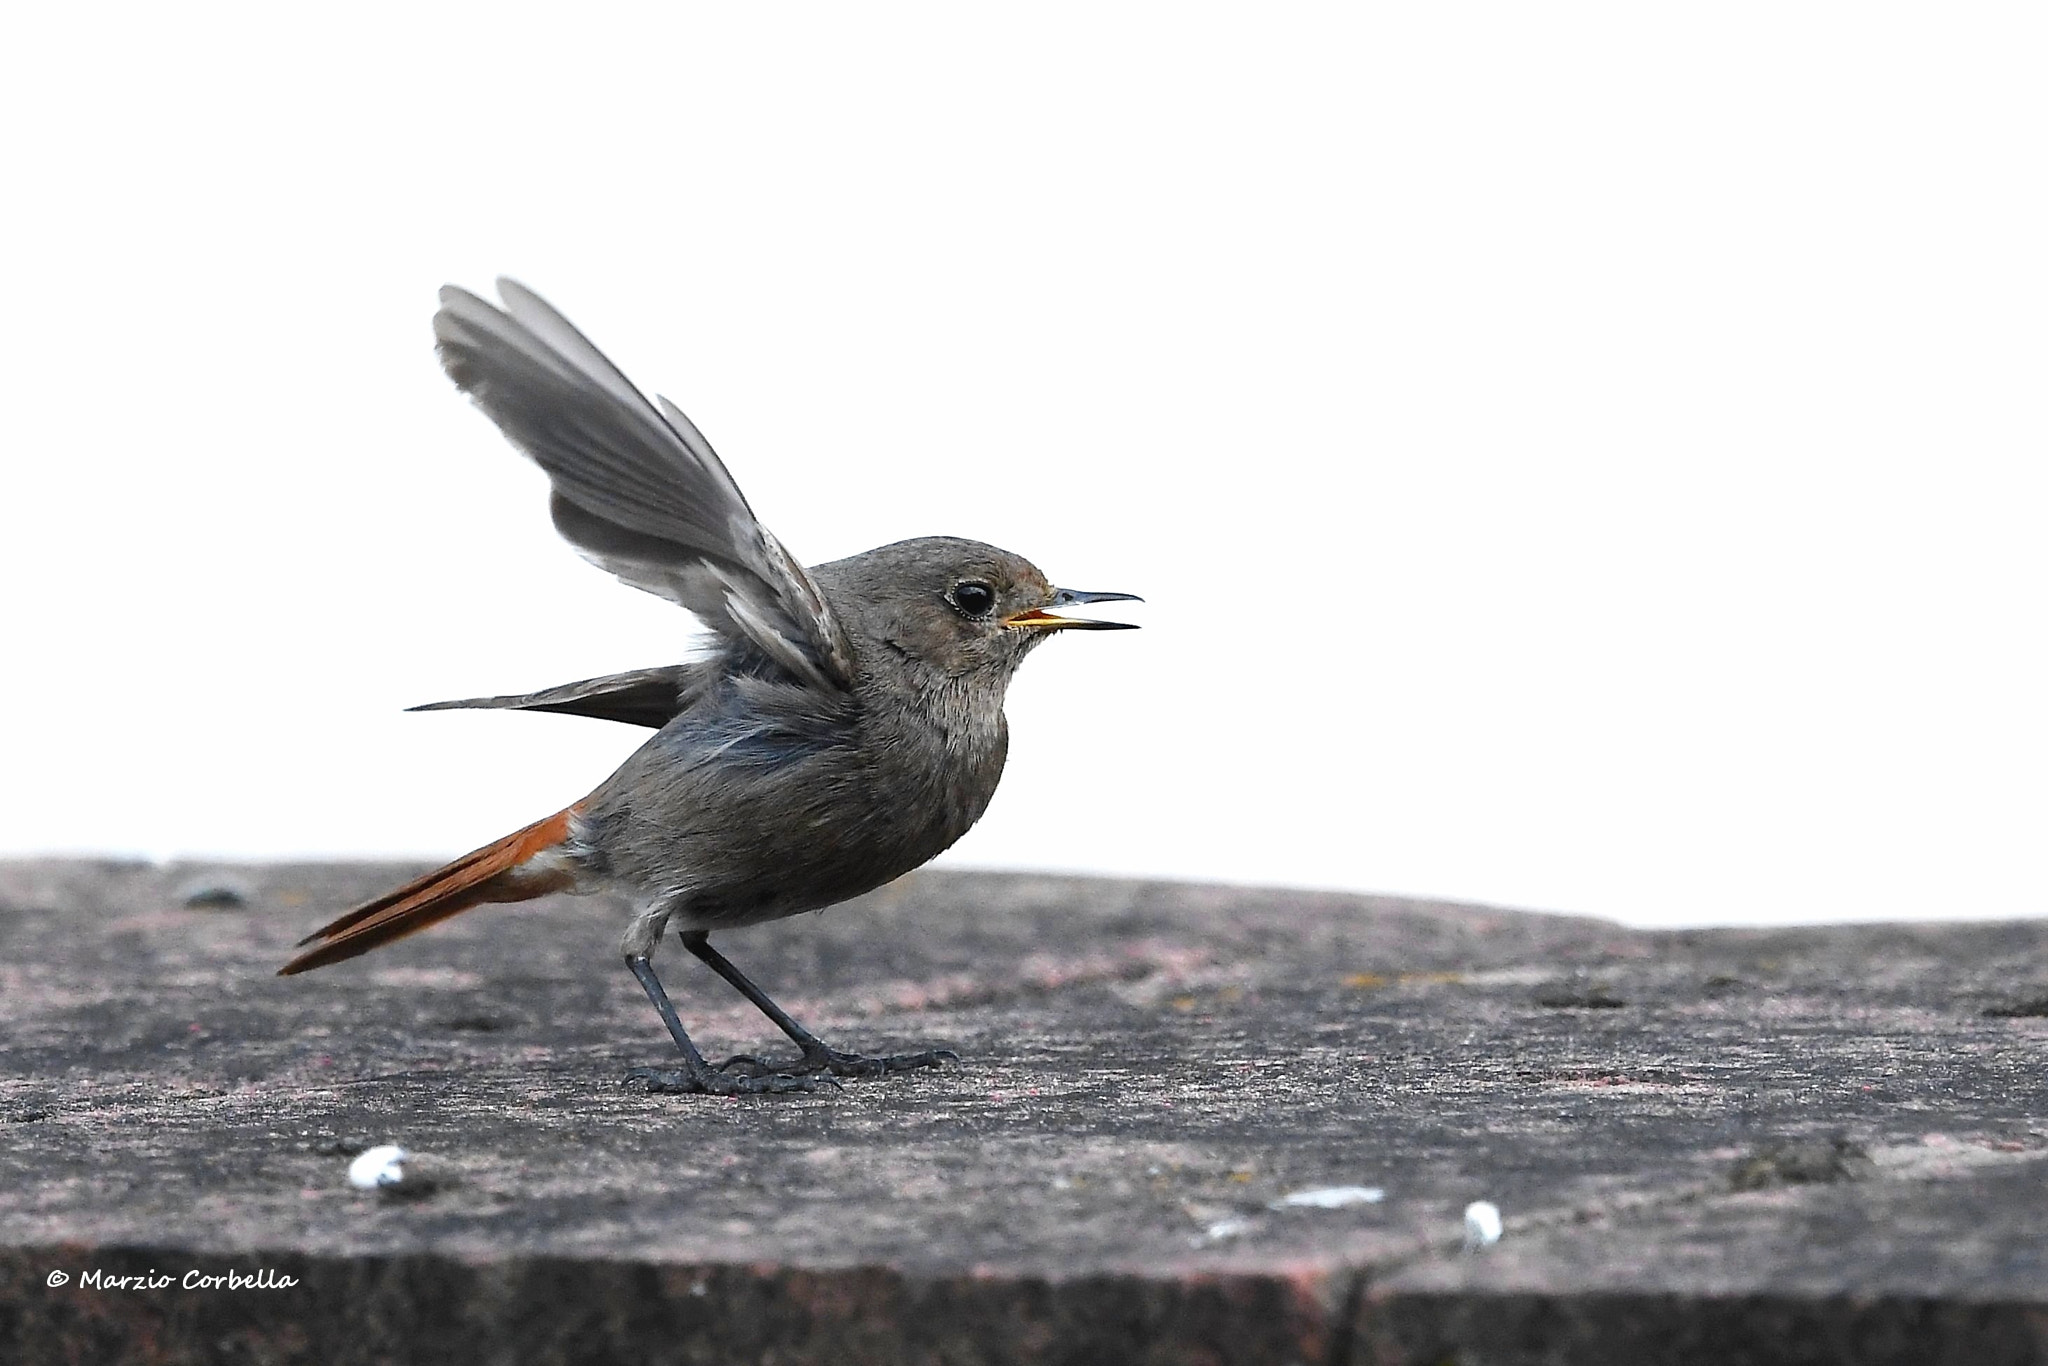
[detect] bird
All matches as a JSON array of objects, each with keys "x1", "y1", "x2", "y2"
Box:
[{"x1": 277, "y1": 280, "x2": 1140, "y2": 1096}]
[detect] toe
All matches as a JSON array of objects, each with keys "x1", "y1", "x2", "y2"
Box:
[
  {"x1": 716, "y1": 1053, "x2": 781, "y2": 1077},
  {"x1": 624, "y1": 1067, "x2": 702, "y2": 1095},
  {"x1": 820, "y1": 1047, "x2": 960, "y2": 1078}
]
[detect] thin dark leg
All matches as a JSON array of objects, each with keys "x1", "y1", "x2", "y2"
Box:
[
  {"x1": 623, "y1": 954, "x2": 822, "y2": 1096},
  {"x1": 682, "y1": 931, "x2": 959, "y2": 1080}
]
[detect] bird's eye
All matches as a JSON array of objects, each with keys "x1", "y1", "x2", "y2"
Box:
[{"x1": 949, "y1": 581, "x2": 997, "y2": 617}]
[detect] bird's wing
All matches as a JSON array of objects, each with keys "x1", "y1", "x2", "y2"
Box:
[
  {"x1": 408, "y1": 665, "x2": 693, "y2": 730},
  {"x1": 433, "y1": 280, "x2": 856, "y2": 692}
]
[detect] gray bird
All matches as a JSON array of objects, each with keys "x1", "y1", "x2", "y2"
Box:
[{"x1": 278, "y1": 281, "x2": 1139, "y2": 1096}]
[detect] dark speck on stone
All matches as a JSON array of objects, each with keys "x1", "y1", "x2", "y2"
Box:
[
  {"x1": 1535, "y1": 983, "x2": 1627, "y2": 1009},
  {"x1": 1729, "y1": 1138, "x2": 1876, "y2": 1191},
  {"x1": 1982, "y1": 995, "x2": 2048, "y2": 1018},
  {"x1": 179, "y1": 879, "x2": 250, "y2": 910}
]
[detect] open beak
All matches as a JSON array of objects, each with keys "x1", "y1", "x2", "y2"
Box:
[{"x1": 1003, "y1": 588, "x2": 1143, "y2": 632}]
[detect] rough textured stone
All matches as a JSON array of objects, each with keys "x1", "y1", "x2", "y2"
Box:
[{"x1": 0, "y1": 859, "x2": 2044, "y2": 1364}]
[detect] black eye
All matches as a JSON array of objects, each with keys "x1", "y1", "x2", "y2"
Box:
[{"x1": 949, "y1": 581, "x2": 997, "y2": 617}]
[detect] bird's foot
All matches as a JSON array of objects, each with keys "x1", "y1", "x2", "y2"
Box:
[
  {"x1": 718, "y1": 1044, "x2": 959, "y2": 1080},
  {"x1": 624, "y1": 1064, "x2": 831, "y2": 1097}
]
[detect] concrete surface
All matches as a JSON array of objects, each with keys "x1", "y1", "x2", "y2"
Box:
[{"x1": 1, "y1": 859, "x2": 2044, "y2": 1364}]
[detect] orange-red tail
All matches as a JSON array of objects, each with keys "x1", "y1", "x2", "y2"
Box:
[{"x1": 277, "y1": 807, "x2": 580, "y2": 976}]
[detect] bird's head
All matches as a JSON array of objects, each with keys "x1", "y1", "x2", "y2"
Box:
[{"x1": 820, "y1": 536, "x2": 1139, "y2": 684}]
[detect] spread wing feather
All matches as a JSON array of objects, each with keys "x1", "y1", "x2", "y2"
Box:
[
  {"x1": 432, "y1": 280, "x2": 855, "y2": 692},
  {"x1": 408, "y1": 665, "x2": 693, "y2": 730}
]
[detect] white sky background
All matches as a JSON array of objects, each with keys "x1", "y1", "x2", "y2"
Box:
[{"x1": 2, "y1": 6, "x2": 2042, "y2": 927}]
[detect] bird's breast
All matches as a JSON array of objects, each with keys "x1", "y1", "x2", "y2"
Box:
[{"x1": 578, "y1": 676, "x2": 1009, "y2": 923}]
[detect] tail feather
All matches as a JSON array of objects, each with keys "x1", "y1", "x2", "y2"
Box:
[{"x1": 278, "y1": 808, "x2": 580, "y2": 976}]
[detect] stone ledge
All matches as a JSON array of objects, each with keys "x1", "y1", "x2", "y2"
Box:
[{"x1": 1, "y1": 860, "x2": 2044, "y2": 1364}]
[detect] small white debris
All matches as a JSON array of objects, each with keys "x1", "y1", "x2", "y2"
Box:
[
  {"x1": 1270, "y1": 1185, "x2": 1385, "y2": 1210},
  {"x1": 1203, "y1": 1216, "x2": 1254, "y2": 1243},
  {"x1": 348, "y1": 1145, "x2": 409, "y2": 1190},
  {"x1": 1463, "y1": 1200, "x2": 1503, "y2": 1250}
]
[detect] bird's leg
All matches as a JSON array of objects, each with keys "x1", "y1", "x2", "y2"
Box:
[
  {"x1": 623, "y1": 954, "x2": 824, "y2": 1096},
  {"x1": 682, "y1": 931, "x2": 959, "y2": 1080}
]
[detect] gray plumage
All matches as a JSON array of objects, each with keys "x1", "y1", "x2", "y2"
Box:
[
  {"x1": 434, "y1": 280, "x2": 855, "y2": 692},
  {"x1": 587, "y1": 535, "x2": 1064, "y2": 947},
  {"x1": 281, "y1": 280, "x2": 1137, "y2": 1097}
]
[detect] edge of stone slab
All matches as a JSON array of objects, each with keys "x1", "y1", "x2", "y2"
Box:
[
  {"x1": 2, "y1": 1244, "x2": 1347, "y2": 1366},
  {"x1": 1350, "y1": 1288, "x2": 2048, "y2": 1366},
  {"x1": 10, "y1": 1246, "x2": 2048, "y2": 1366}
]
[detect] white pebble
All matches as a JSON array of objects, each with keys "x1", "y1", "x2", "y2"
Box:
[
  {"x1": 347, "y1": 1144, "x2": 408, "y2": 1190},
  {"x1": 1203, "y1": 1216, "x2": 1254, "y2": 1243},
  {"x1": 1463, "y1": 1200, "x2": 1503, "y2": 1250},
  {"x1": 1270, "y1": 1185, "x2": 1385, "y2": 1210}
]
